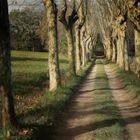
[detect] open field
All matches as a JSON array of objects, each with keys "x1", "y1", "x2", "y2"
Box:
[
  {"x1": 11, "y1": 51, "x2": 70, "y2": 124},
  {"x1": 11, "y1": 51, "x2": 69, "y2": 95},
  {"x1": 1, "y1": 51, "x2": 140, "y2": 140},
  {"x1": 0, "y1": 51, "x2": 93, "y2": 140}
]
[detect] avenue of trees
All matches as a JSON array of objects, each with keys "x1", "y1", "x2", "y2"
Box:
[
  {"x1": 0, "y1": 0, "x2": 96, "y2": 138},
  {"x1": 0, "y1": 0, "x2": 140, "y2": 138},
  {"x1": 92, "y1": 0, "x2": 140, "y2": 75}
]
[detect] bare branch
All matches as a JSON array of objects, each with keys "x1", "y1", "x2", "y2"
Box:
[{"x1": 58, "y1": 0, "x2": 68, "y2": 29}]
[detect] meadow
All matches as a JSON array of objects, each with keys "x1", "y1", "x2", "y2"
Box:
[
  {"x1": 11, "y1": 51, "x2": 69, "y2": 123},
  {"x1": 12, "y1": 51, "x2": 69, "y2": 95},
  {"x1": 0, "y1": 51, "x2": 92, "y2": 140},
  {"x1": 1, "y1": 51, "x2": 139, "y2": 140}
]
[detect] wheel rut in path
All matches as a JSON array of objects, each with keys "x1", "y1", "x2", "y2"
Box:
[
  {"x1": 53, "y1": 65, "x2": 97, "y2": 140},
  {"x1": 105, "y1": 65, "x2": 140, "y2": 140},
  {"x1": 52, "y1": 61, "x2": 140, "y2": 140}
]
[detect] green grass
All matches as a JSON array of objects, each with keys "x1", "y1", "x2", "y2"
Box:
[
  {"x1": 0, "y1": 50, "x2": 94, "y2": 140},
  {"x1": 1, "y1": 51, "x2": 127, "y2": 139},
  {"x1": 91, "y1": 60, "x2": 125, "y2": 140},
  {"x1": 11, "y1": 51, "x2": 70, "y2": 128},
  {"x1": 109, "y1": 63, "x2": 140, "y2": 103},
  {"x1": 12, "y1": 51, "x2": 69, "y2": 95}
]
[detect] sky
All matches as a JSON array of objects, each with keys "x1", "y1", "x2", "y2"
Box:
[{"x1": 8, "y1": 0, "x2": 44, "y2": 11}]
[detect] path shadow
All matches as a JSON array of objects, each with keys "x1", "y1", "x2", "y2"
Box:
[
  {"x1": 79, "y1": 85, "x2": 128, "y2": 93},
  {"x1": 124, "y1": 115, "x2": 140, "y2": 124},
  {"x1": 60, "y1": 118, "x2": 123, "y2": 138},
  {"x1": 24, "y1": 118, "x2": 124, "y2": 140},
  {"x1": 17, "y1": 59, "x2": 97, "y2": 140}
]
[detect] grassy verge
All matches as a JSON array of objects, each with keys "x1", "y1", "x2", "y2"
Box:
[
  {"x1": 11, "y1": 51, "x2": 69, "y2": 126},
  {"x1": 29, "y1": 61, "x2": 94, "y2": 140},
  {"x1": 6, "y1": 50, "x2": 94, "y2": 140},
  {"x1": 91, "y1": 60, "x2": 125, "y2": 140},
  {"x1": 0, "y1": 51, "x2": 94, "y2": 139},
  {"x1": 11, "y1": 51, "x2": 69, "y2": 95},
  {"x1": 109, "y1": 63, "x2": 140, "y2": 103}
]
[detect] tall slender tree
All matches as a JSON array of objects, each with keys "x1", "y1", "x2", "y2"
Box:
[
  {"x1": 43, "y1": 0, "x2": 61, "y2": 91},
  {"x1": 0, "y1": 0, "x2": 16, "y2": 137},
  {"x1": 75, "y1": 1, "x2": 85, "y2": 72},
  {"x1": 59, "y1": 0, "x2": 79, "y2": 75}
]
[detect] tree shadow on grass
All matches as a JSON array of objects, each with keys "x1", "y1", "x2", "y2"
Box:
[
  {"x1": 19, "y1": 114, "x2": 140, "y2": 140},
  {"x1": 17, "y1": 60, "x2": 97, "y2": 140},
  {"x1": 20, "y1": 118, "x2": 125, "y2": 140},
  {"x1": 12, "y1": 57, "x2": 68, "y2": 64},
  {"x1": 12, "y1": 57, "x2": 48, "y2": 62},
  {"x1": 79, "y1": 85, "x2": 128, "y2": 93},
  {"x1": 13, "y1": 75, "x2": 49, "y2": 96}
]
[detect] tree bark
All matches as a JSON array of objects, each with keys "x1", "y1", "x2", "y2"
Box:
[
  {"x1": 75, "y1": 1, "x2": 85, "y2": 73},
  {"x1": 117, "y1": 37, "x2": 123, "y2": 67},
  {"x1": 75, "y1": 27, "x2": 82, "y2": 72},
  {"x1": 65, "y1": 28, "x2": 76, "y2": 75},
  {"x1": 44, "y1": 0, "x2": 61, "y2": 91},
  {"x1": 117, "y1": 36, "x2": 126, "y2": 69},
  {"x1": 0, "y1": 0, "x2": 16, "y2": 137},
  {"x1": 134, "y1": 29, "x2": 140, "y2": 76},
  {"x1": 124, "y1": 38, "x2": 129, "y2": 71},
  {"x1": 111, "y1": 39, "x2": 117, "y2": 62},
  {"x1": 81, "y1": 37, "x2": 86, "y2": 67},
  {"x1": 81, "y1": 31, "x2": 87, "y2": 67},
  {"x1": 86, "y1": 37, "x2": 92, "y2": 62},
  {"x1": 59, "y1": 0, "x2": 79, "y2": 76}
]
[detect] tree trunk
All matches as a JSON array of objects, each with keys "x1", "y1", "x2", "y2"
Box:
[
  {"x1": 117, "y1": 37, "x2": 123, "y2": 68},
  {"x1": 81, "y1": 39, "x2": 87, "y2": 67},
  {"x1": 121, "y1": 37, "x2": 126, "y2": 69},
  {"x1": 0, "y1": 0, "x2": 16, "y2": 137},
  {"x1": 65, "y1": 28, "x2": 76, "y2": 75},
  {"x1": 88, "y1": 41, "x2": 93, "y2": 60},
  {"x1": 58, "y1": 0, "x2": 79, "y2": 76},
  {"x1": 124, "y1": 38, "x2": 129, "y2": 71},
  {"x1": 75, "y1": 27, "x2": 82, "y2": 73},
  {"x1": 134, "y1": 29, "x2": 140, "y2": 76},
  {"x1": 81, "y1": 39, "x2": 86, "y2": 67},
  {"x1": 117, "y1": 36, "x2": 125, "y2": 69},
  {"x1": 86, "y1": 37, "x2": 91, "y2": 62},
  {"x1": 111, "y1": 39, "x2": 117, "y2": 62},
  {"x1": 106, "y1": 41, "x2": 112, "y2": 60},
  {"x1": 81, "y1": 36, "x2": 90, "y2": 67},
  {"x1": 45, "y1": 0, "x2": 61, "y2": 91},
  {"x1": 75, "y1": 1, "x2": 85, "y2": 73}
]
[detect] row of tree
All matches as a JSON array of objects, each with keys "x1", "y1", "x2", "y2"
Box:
[
  {"x1": 44, "y1": 0, "x2": 96, "y2": 91},
  {"x1": 1, "y1": 0, "x2": 140, "y2": 138},
  {"x1": 92, "y1": 0, "x2": 140, "y2": 76},
  {"x1": 0, "y1": 0, "x2": 96, "y2": 138}
]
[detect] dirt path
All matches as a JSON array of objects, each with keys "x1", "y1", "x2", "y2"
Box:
[
  {"x1": 52, "y1": 61, "x2": 140, "y2": 140},
  {"x1": 105, "y1": 64, "x2": 140, "y2": 140},
  {"x1": 53, "y1": 65, "x2": 97, "y2": 140}
]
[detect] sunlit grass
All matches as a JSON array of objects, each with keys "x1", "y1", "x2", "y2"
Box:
[
  {"x1": 11, "y1": 51, "x2": 69, "y2": 95},
  {"x1": 11, "y1": 51, "x2": 69, "y2": 121},
  {"x1": 109, "y1": 63, "x2": 140, "y2": 103},
  {"x1": 91, "y1": 60, "x2": 125, "y2": 140},
  {"x1": 4, "y1": 50, "x2": 94, "y2": 140}
]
